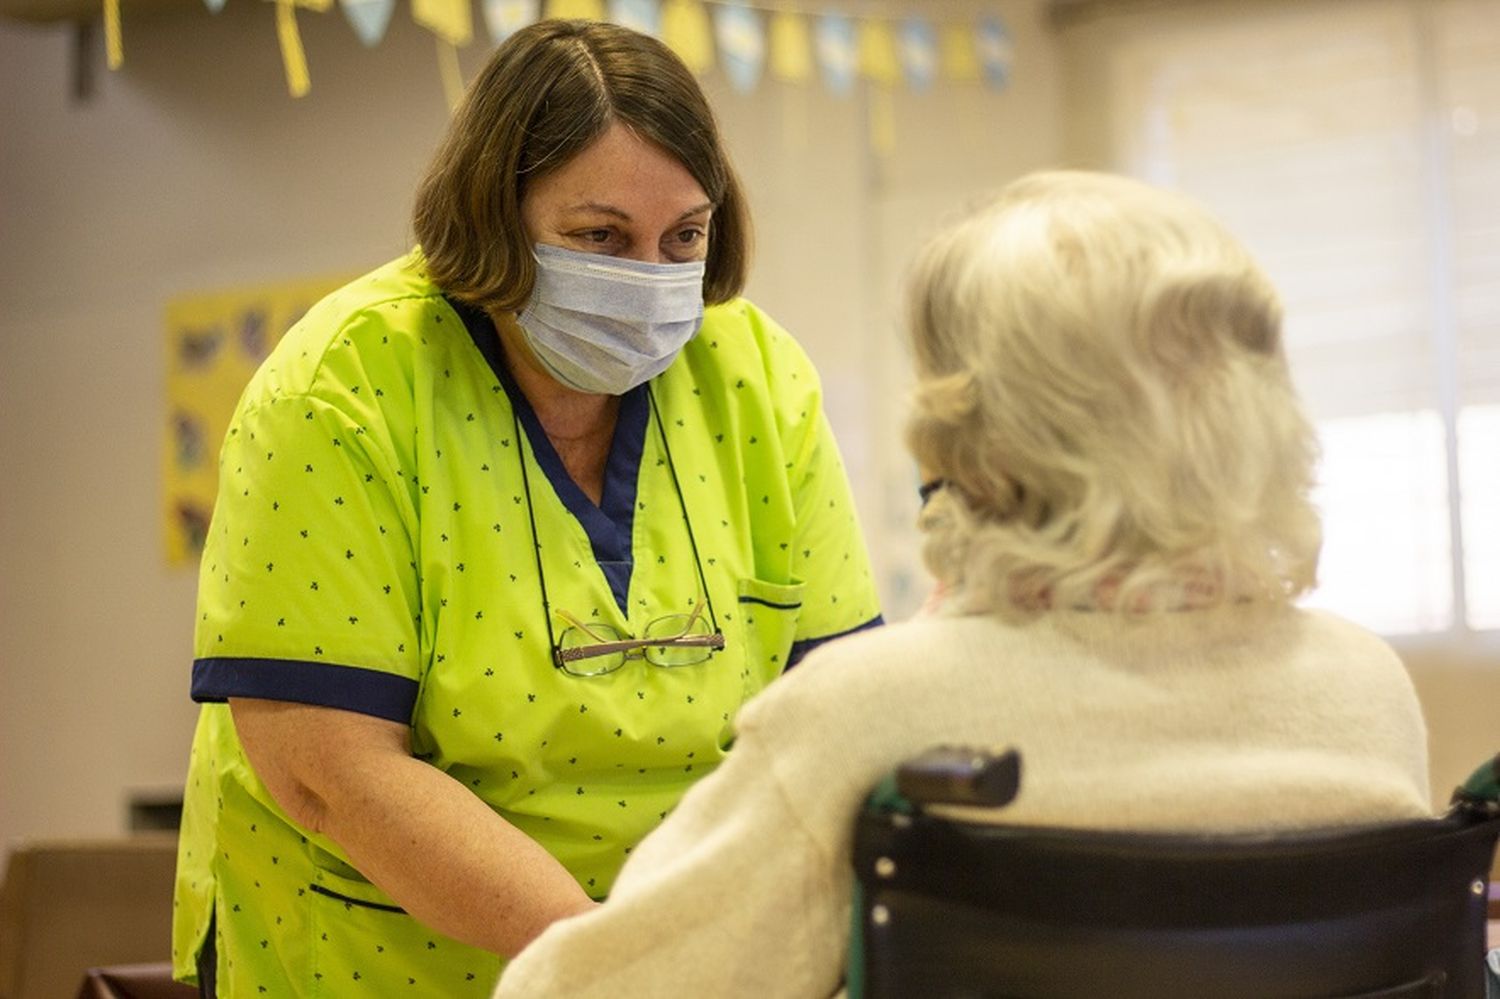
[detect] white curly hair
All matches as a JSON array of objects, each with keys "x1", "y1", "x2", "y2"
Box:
[{"x1": 905, "y1": 170, "x2": 1322, "y2": 616}]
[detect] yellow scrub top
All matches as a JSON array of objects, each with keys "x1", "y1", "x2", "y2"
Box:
[{"x1": 171, "y1": 252, "x2": 882, "y2": 996}]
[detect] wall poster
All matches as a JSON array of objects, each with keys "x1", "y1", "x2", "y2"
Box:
[{"x1": 163, "y1": 275, "x2": 348, "y2": 566}]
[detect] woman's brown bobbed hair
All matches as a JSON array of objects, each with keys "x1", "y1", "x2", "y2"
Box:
[{"x1": 412, "y1": 18, "x2": 752, "y2": 313}]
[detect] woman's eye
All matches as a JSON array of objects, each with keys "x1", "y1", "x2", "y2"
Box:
[
  {"x1": 675, "y1": 228, "x2": 705, "y2": 245},
  {"x1": 581, "y1": 229, "x2": 613, "y2": 244}
]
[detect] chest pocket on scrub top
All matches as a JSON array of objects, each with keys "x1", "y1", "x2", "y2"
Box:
[{"x1": 736, "y1": 577, "x2": 805, "y2": 695}]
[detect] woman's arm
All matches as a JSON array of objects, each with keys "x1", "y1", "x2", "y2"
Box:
[
  {"x1": 494, "y1": 729, "x2": 847, "y2": 998},
  {"x1": 230, "y1": 697, "x2": 597, "y2": 958}
]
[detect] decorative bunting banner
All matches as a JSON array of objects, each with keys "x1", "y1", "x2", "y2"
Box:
[
  {"x1": 857, "y1": 18, "x2": 899, "y2": 156},
  {"x1": 103, "y1": 0, "x2": 123, "y2": 67},
  {"x1": 483, "y1": 0, "x2": 538, "y2": 43},
  {"x1": 856, "y1": 17, "x2": 899, "y2": 85},
  {"x1": 412, "y1": 0, "x2": 472, "y2": 45},
  {"x1": 101, "y1": 0, "x2": 1016, "y2": 133},
  {"x1": 939, "y1": 20, "x2": 981, "y2": 82},
  {"x1": 661, "y1": 0, "x2": 714, "y2": 75},
  {"x1": 976, "y1": 13, "x2": 1013, "y2": 90},
  {"x1": 607, "y1": 0, "x2": 658, "y2": 35},
  {"x1": 437, "y1": 35, "x2": 465, "y2": 107},
  {"x1": 275, "y1": 0, "x2": 310, "y2": 97},
  {"x1": 768, "y1": 8, "x2": 812, "y2": 83},
  {"x1": 546, "y1": 0, "x2": 603, "y2": 19},
  {"x1": 899, "y1": 17, "x2": 936, "y2": 92},
  {"x1": 341, "y1": 0, "x2": 396, "y2": 45},
  {"x1": 712, "y1": 2, "x2": 765, "y2": 94},
  {"x1": 814, "y1": 13, "x2": 856, "y2": 96}
]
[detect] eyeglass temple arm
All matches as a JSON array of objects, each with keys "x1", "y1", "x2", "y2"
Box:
[
  {"x1": 554, "y1": 607, "x2": 615, "y2": 642},
  {"x1": 557, "y1": 631, "x2": 726, "y2": 664}
]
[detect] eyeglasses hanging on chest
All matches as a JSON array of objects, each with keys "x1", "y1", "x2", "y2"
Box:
[{"x1": 512, "y1": 386, "x2": 726, "y2": 678}]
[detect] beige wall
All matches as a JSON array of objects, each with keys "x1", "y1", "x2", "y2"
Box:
[
  {"x1": 1054, "y1": 0, "x2": 1500, "y2": 809},
  {"x1": 3, "y1": 0, "x2": 1490, "y2": 854},
  {"x1": 0, "y1": 1, "x2": 1062, "y2": 849}
]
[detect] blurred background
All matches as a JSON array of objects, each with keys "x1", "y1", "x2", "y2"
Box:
[{"x1": 1, "y1": 0, "x2": 1496, "y2": 858}]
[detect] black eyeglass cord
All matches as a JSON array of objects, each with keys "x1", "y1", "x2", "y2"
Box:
[
  {"x1": 511, "y1": 385, "x2": 723, "y2": 663},
  {"x1": 512, "y1": 407, "x2": 560, "y2": 658},
  {"x1": 646, "y1": 385, "x2": 721, "y2": 635}
]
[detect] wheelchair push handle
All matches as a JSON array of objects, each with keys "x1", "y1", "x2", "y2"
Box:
[{"x1": 894, "y1": 746, "x2": 1022, "y2": 809}]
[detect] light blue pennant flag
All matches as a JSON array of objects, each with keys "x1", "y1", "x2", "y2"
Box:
[
  {"x1": 340, "y1": 0, "x2": 394, "y2": 45},
  {"x1": 977, "y1": 14, "x2": 1014, "y2": 90},
  {"x1": 898, "y1": 16, "x2": 936, "y2": 92},
  {"x1": 484, "y1": 0, "x2": 540, "y2": 44},
  {"x1": 712, "y1": 2, "x2": 765, "y2": 93},
  {"x1": 815, "y1": 13, "x2": 856, "y2": 96},
  {"x1": 608, "y1": 0, "x2": 659, "y2": 36}
]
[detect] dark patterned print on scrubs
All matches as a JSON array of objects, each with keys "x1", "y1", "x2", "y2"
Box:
[{"x1": 172, "y1": 251, "x2": 882, "y2": 996}]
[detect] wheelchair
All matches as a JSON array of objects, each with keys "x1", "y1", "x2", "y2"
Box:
[{"x1": 850, "y1": 747, "x2": 1500, "y2": 998}]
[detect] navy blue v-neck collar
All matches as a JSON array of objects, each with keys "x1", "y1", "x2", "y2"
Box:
[{"x1": 448, "y1": 296, "x2": 648, "y2": 614}]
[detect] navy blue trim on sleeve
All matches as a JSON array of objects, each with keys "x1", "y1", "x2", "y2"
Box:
[
  {"x1": 786, "y1": 614, "x2": 885, "y2": 670},
  {"x1": 192, "y1": 657, "x2": 419, "y2": 724}
]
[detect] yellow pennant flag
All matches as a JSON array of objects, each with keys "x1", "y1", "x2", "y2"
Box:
[
  {"x1": 438, "y1": 36, "x2": 465, "y2": 109},
  {"x1": 868, "y1": 85, "x2": 896, "y2": 156},
  {"x1": 103, "y1": 0, "x2": 123, "y2": 68},
  {"x1": 412, "y1": 0, "x2": 472, "y2": 46},
  {"x1": 768, "y1": 10, "x2": 812, "y2": 83},
  {"x1": 296, "y1": 0, "x2": 332, "y2": 14},
  {"x1": 940, "y1": 22, "x2": 981, "y2": 82},
  {"x1": 661, "y1": 0, "x2": 713, "y2": 75},
  {"x1": 546, "y1": 0, "x2": 602, "y2": 18},
  {"x1": 857, "y1": 18, "x2": 900, "y2": 86},
  {"x1": 275, "y1": 0, "x2": 311, "y2": 97}
]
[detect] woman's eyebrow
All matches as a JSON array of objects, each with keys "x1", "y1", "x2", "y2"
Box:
[
  {"x1": 558, "y1": 201, "x2": 716, "y2": 222},
  {"x1": 675, "y1": 202, "x2": 715, "y2": 221},
  {"x1": 561, "y1": 202, "x2": 633, "y2": 221}
]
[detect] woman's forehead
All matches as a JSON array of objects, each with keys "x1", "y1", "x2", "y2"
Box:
[{"x1": 526, "y1": 123, "x2": 710, "y2": 220}]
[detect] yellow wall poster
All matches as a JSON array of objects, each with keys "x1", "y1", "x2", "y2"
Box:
[{"x1": 163, "y1": 275, "x2": 348, "y2": 566}]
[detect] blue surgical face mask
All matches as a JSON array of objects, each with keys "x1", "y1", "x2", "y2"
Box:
[{"x1": 515, "y1": 243, "x2": 707, "y2": 396}]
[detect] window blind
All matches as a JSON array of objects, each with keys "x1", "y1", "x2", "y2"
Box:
[{"x1": 1095, "y1": 0, "x2": 1500, "y2": 634}]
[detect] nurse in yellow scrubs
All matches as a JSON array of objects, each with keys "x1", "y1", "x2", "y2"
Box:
[{"x1": 171, "y1": 18, "x2": 881, "y2": 998}]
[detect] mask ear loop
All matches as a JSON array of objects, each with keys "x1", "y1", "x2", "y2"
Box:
[{"x1": 647, "y1": 385, "x2": 723, "y2": 638}]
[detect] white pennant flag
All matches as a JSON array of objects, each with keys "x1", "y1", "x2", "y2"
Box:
[
  {"x1": 608, "y1": 0, "x2": 659, "y2": 36},
  {"x1": 484, "y1": 0, "x2": 539, "y2": 44},
  {"x1": 977, "y1": 15, "x2": 1014, "y2": 90},
  {"x1": 899, "y1": 17, "x2": 936, "y2": 92},
  {"x1": 713, "y1": 3, "x2": 765, "y2": 94},
  {"x1": 814, "y1": 13, "x2": 856, "y2": 96},
  {"x1": 341, "y1": 0, "x2": 395, "y2": 45}
]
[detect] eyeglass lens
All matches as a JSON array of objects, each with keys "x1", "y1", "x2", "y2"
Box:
[{"x1": 556, "y1": 608, "x2": 720, "y2": 676}]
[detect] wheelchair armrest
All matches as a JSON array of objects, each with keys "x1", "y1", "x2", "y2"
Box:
[{"x1": 893, "y1": 746, "x2": 1022, "y2": 810}]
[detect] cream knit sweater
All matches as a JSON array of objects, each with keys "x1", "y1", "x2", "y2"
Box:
[{"x1": 495, "y1": 605, "x2": 1431, "y2": 999}]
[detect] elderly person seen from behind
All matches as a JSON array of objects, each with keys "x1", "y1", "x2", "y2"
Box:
[{"x1": 492, "y1": 170, "x2": 1432, "y2": 999}]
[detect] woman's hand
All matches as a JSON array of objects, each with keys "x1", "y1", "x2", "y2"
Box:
[{"x1": 230, "y1": 697, "x2": 598, "y2": 957}]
